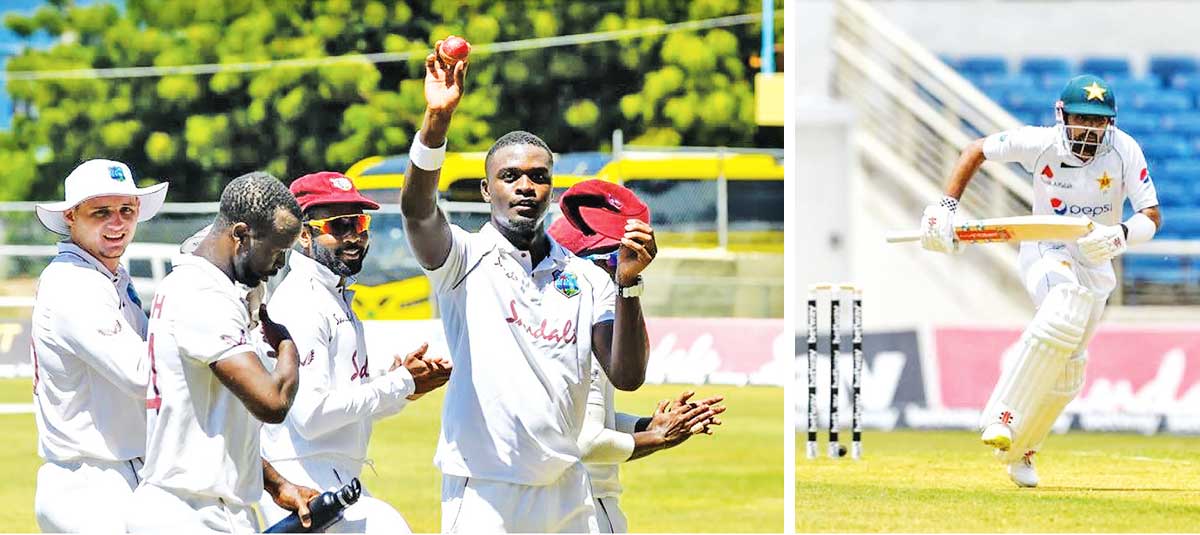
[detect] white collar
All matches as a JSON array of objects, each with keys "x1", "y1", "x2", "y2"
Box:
[
  {"x1": 57, "y1": 240, "x2": 124, "y2": 281},
  {"x1": 479, "y1": 222, "x2": 570, "y2": 269},
  {"x1": 287, "y1": 250, "x2": 355, "y2": 291}
]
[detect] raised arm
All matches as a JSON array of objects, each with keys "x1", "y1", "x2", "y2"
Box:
[{"x1": 401, "y1": 42, "x2": 468, "y2": 270}]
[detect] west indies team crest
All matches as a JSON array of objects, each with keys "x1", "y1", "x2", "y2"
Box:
[{"x1": 554, "y1": 270, "x2": 581, "y2": 298}]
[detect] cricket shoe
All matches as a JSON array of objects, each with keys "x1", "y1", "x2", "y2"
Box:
[
  {"x1": 1006, "y1": 450, "x2": 1039, "y2": 488},
  {"x1": 981, "y1": 422, "x2": 1013, "y2": 451}
]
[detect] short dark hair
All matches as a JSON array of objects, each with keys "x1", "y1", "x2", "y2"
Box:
[
  {"x1": 485, "y1": 130, "x2": 554, "y2": 175},
  {"x1": 214, "y1": 171, "x2": 301, "y2": 235}
]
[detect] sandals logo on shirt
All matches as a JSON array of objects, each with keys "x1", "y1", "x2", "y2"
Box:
[{"x1": 553, "y1": 270, "x2": 580, "y2": 298}]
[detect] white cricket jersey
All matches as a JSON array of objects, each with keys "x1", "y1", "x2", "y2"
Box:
[
  {"x1": 984, "y1": 125, "x2": 1160, "y2": 292},
  {"x1": 983, "y1": 125, "x2": 1159, "y2": 225},
  {"x1": 31, "y1": 242, "x2": 148, "y2": 462},
  {"x1": 261, "y1": 252, "x2": 415, "y2": 472},
  {"x1": 140, "y1": 253, "x2": 266, "y2": 506},
  {"x1": 426, "y1": 223, "x2": 617, "y2": 486}
]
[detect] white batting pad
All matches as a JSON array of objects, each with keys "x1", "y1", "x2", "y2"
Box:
[
  {"x1": 980, "y1": 284, "x2": 1093, "y2": 441},
  {"x1": 1000, "y1": 352, "x2": 1087, "y2": 464}
]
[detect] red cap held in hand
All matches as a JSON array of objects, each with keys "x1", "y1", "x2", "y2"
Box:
[{"x1": 549, "y1": 180, "x2": 650, "y2": 255}]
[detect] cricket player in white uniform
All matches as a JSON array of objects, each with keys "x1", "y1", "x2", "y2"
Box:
[
  {"x1": 127, "y1": 172, "x2": 321, "y2": 532},
  {"x1": 920, "y1": 74, "x2": 1161, "y2": 487},
  {"x1": 401, "y1": 43, "x2": 681, "y2": 533},
  {"x1": 550, "y1": 180, "x2": 726, "y2": 533},
  {"x1": 30, "y1": 159, "x2": 167, "y2": 532},
  {"x1": 257, "y1": 171, "x2": 453, "y2": 533}
]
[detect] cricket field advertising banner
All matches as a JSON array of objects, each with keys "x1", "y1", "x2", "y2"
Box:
[{"x1": 795, "y1": 324, "x2": 1200, "y2": 435}]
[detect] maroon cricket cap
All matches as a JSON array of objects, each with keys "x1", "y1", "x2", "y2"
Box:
[
  {"x1": 549, "y1": 179, "x2": 650, "y2": 254},
  {"x1": 290, "y1": 171, "x2": 381, "y2": 212}
]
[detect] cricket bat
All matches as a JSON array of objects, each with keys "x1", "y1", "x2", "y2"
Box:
[{"x1": 885, "y1": 215, "x2": 1095, "y2": 244}]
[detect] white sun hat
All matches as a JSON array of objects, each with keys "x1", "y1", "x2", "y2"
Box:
[{"x1": 35, "y1": 159, "x2": 169, "y2": 235}]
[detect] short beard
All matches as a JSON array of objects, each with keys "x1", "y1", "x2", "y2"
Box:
[{"x1": 311, "y1": 242, "x2": 363, "y2": 277}]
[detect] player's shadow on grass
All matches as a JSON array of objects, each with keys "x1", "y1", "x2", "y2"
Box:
[{"x1": 1036, "y1": 486, "x2": 1197, "y2": 492}]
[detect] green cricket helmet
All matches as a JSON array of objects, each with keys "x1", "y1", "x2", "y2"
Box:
[{"x1": 1055, "y1": 74, "x2": 1117, "y2": 161}]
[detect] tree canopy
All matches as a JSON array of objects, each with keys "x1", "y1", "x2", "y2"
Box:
[{"x1": 2, "y1": 0, "x2": 783, "y2": 201}]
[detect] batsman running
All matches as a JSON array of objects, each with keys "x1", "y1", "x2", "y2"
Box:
[{"x1": 917, "y1": 74, "x2": 1161, "y2": 487}]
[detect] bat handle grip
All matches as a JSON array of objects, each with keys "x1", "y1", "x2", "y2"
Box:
[{"x1": 884, "y1": 230, "x2": 922, "y2": 243}]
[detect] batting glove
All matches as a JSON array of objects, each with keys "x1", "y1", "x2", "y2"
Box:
[
  {"x1": 919, "y1": 197, "x2": 962, "y2": 254},
  {"x1": 1077, "y1": 221, "x2": 1127, "y2": 264}
]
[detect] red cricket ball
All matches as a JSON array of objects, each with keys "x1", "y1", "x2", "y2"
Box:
[{"x1": 439, "y1": 35, "x2": 471, "y2": 63}]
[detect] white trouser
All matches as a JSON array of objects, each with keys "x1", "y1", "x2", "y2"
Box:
[
  {"x1": 441, "y1": 462, "x2": 598, "y2": 533},
  {"x1": 35, "y1": 457, "x2": 142, "y2": 533},
  {"x1": 1019, "y1": 241, "x2": 1111, "y2": 350},
  {"x1": 595, "y1": 496, "x2": 628, "y2": 533},
  {"x1": 258, "y1": 456, "x2": 411, "y2": 534},
  {"x1": 125, "y1": 483, "x2": 259, "y2": 534}
]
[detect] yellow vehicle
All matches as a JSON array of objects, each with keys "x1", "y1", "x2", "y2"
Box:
[{"x1": 343, "y1": 148, "x2": 783, "y2": 320}]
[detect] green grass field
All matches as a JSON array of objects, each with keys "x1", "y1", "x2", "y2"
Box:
[
  {"x1": 797, "y1": 430, "x2": 1200, "y2": 532},
  {"x1": 0, "y1": 379, "x2": 781, "y2": 533}
]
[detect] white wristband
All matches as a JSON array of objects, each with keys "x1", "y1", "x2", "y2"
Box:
[
  {"x1": 409, "y1": 132, "x2": 447, "y2": 171},
  {"x1": 1123, "y1": 211, "x2": 1157, "y2": 246}
]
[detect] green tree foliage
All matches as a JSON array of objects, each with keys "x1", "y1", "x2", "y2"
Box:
[{"x1": 2, "y1": 0, "x2": 783, "y2": 201}]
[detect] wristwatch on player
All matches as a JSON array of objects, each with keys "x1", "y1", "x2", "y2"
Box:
[{"x1": 619, "y1": 275, "x2": 644, "y2": 298}]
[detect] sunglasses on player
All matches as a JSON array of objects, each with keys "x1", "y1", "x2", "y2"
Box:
[{"x1": 304, "y1": 214, "x2": 371, "y2": 236}]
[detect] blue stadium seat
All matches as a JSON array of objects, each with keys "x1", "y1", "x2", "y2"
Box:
[
  {"x1": 1149, "y1": 56, "x2": 1198, "y2": 82},
  {"x1": 1123, "y1": 255, "x2": 1188, "y2": 284},
  {"x1": 1005, "y1": 87, "x2": 1058, "y2": 112},
  {"x1": 1020, "y1": 57, "x2": 1072, "y2": 79},
  {"x1": 1161, "y1": 208, "x2": 1200, "y2": 238},
  {"x1": 981, "y1": 73, "x2": 1036, "y2": 92},
  {"x1": 1141, "y1": 135, "x2": 1193, "y2": 160},
  {"x1": 1169, "y1": 73, "x2": 1200, "y2": 94},
  {"x1": 1080, "y1": 57, "x2": 1131, "y2": 78},
  {"x1": 1151, "y1": 178, "x2": 1189, "y2": 208},
  {"x1": 1118, "y1": 112, "x2": 1161, "y2": 137},
  {"x1": 1127, "y1": 90, "x2": 1193, "y2": 112},
  {"x1": 957, "y1": 56, "x2": 1008, "y2": 75},
  {"x1": 1162, "y1": 158, "x2": 1200, "y2": 179},
  {"x1": 1104, "y1": 75, "x2": 1161, "y2": 94},
  {"x1": 1161, "y1": 112, "x2": 1200, "y2": 136}
]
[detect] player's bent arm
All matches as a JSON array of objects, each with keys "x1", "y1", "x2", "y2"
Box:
[
  {"x1": 592, "y1": 295, "x2": 651, "y2": 391},
  {"x1": 289, "y1": 369, "x2": 415, "y2": 439},
  {"x1": 263, "y1": 458, "x2": 319, "y2": 529},
  {"x1": 945, "y1": 138, "x2": 987, "y2": 199},
  {"x1": 578, "y1": 400, "x2": 636, "y2": 464},
  {"x1": 210, "y1": 341, "x2": 300, "y2": 424},
  {"x1": 1122, "y1": 206, "x2": 1160, "y2": 246}
]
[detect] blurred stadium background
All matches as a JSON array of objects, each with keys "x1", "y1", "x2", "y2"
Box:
[
  {"x1": 797, "y1": 0, "x2": 1200, "y2": 530},
  {"x1": 0, "y1": 0, "x2": 785, "y2": 532}
]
